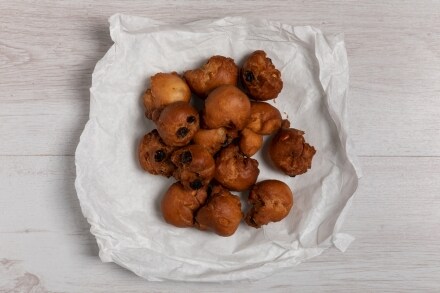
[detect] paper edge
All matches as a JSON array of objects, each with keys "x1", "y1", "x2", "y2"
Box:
[
  {"x1": 309, "y1": 29, "x2": 361, "y2": 248},
  {"x1": 74, "y1": 13, "x2": 362, "y2": 282}
]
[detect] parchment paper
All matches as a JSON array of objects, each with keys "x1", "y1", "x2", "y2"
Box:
[{"x1": 75, "y1": 14, "x2": 361, "y2": 282}]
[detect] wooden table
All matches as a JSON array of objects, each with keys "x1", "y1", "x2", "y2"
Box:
[{"x1": 1, "y1": 1, "x2": 439, "y2": 292}]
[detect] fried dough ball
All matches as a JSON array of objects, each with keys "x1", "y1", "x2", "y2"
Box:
[
  {"x1": 239, "y1": 128, "x2": 263, "y2": 157},
  {"x1": 192, "y1": 127, "x2": 227, "y2": 155},
  {"x1": 269, "y1": 121, "x2": 316, "y2": 176},
  {"x1": 138, "y1": 129, "x2": 176, "y2": 177},
  {"x1": 171, "y1": 145, "x2": 216, "y2": 190},
  {"x1": 161, "y1": 182, "x2": 208, "y2": 228},
  {"x1": 241, "y1": 50, "x2": 283, "y2": 101},
  {"x1": 202, "y1": 85, "x2": 251, "y2": 130},
  {"x1": 246, "y1": 102, "x2": 282, "y2": 135},
  {"x1": 245, "y1": 180, "x2": 293, "y2": 228},
  {"x1": 215, "y1": 145, "x2": 259, "y2": 191},
  {"x1": 143, "y1": 72, "x2": 191, "y2": 121},
  {"x1": 156, "y1": 101, "x2": 200, "y2": 147},
  {"x1": 195, "y1": 185, "x2": 243, "y2": 237},
  {"x1": 184, "y1": 56, "x2": 239, "y2": 98}
]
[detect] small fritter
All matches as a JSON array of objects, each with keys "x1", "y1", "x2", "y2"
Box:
[
  {"x1": 239, "y1": 128, "x2": 263, "y2": 157},
  {"x1": 138, "y1": 129, "x2": 176, "y2": 177},
  {"x1": 171, "y1": 145, "x2": 216, "y2": 190},
  {"x1": 195, "y1": 185, "x2": 243, "y2": 237},
  {"x1": 246, "y1": 101, "x2": 282, "y2": 135},
  {"x1": 215, "y1": 145, "x2": 259, "y2": 191},
  {"x1": 241, "y1": 50, "x2": 283, "y2": 101},
  {"x1": 156, "y1": 101, "x2": 200, "y2": 147},
  {"x1": 143, "y1": 72, "x2": 191, "y2": 121},
  {"x1": 202, "y1": 85, "x2": 251, "y2": 130},
  {"x1": 184, "y1": 55, "x2": 239, "y2": 98},
  {"x1": 269, "y1": 120, "x2": 316, "y2": 176},
  {"x1": 161, "y1": 181, "x2": 208, "y2": 228},
  {"x1": 245, "y1": 180, "x2": 294, "y2": 228}
]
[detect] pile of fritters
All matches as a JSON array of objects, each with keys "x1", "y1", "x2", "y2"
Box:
[{"x1": 138, "y1": 51, "x2": 316, "y2": 237}]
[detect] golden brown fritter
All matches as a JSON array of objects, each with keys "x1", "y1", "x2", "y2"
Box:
[
  {"x1": 195, "y1": 185, "x2": 242, "y2": 237},
  {"x1": 269, "y1": 121, "x2": 316, "y2": 176},
  {"x1": 184, "y1": 56, "x2": 238, "y2": 98},
  {"x1": 156, "y1": 101, "x2": 200, "y2": 147},
  {"x1": 241, "y1": 50, "x2": 283, "y2": 101},
  {"x1": 245, "y1": 180, "x2": 294, "y2": 228},
  {"x1": 192, "y1": 127, "x2": 228, "y2": 155},
  {"x1": 171, "y1": 145, "x2": 216, "y2": 190},
  {"x1": 239, "y1": 128, "x2": 263, "y2": 157},
  {"x1": 138, "y1": 129, "x2": 176, "y2": 177},
  {"x1": 202, "y1": 85, "x2": 251, "y2": 130},
  {"x1": 246, "y1": 101, "x2": 282, "y2": 135},
  {"x1": 143, "y1": 72, "x2": 191, "y2": 121},
  {"x1": 215, "y1": 145, "x2": 259, "y2": 191},
  {"x1": 161, "y1": 181, "x2": 208, "y2": 228}
]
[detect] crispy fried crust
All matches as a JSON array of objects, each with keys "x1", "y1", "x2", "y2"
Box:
[
  {"x1": 143, "y1": 72, "x2": 191, "y2": 121},
  {"x1": 138, "y1": 129, "x2": 176, "y2": 177},
  {"x1": 269, "y1": 125, "x2": 316, "y2": 176},
  {"x1": 239, "y1": 128, "x2": 263, "y2": 157},
  {"x1": 161, "y1": 181, "x2": 208, "y2": 228},
  {"x1": 241, "y1": 50, "x2": 283, "y2": 101},
  {"x1": 184, "y1": 55, "x2": 238, "y2": 98},
  {"x1": 202, "y1": 85, "x2": 251, "y2": 130},
  {"x1": 156, "y1": 101, "x2": 200, "y2": 147},
  {"x1": 246, "y1": 101, "x2": 282, "y2": 135},
  {"x1": 215, "y1": 145, "x2": 259, "y2": 191},
  {"x1": 171, "y1": 145, "x2": 216, "y2": 191},
  {"x1": 245, "y1": 180, "x2": 293, "y2": 228},
  {"x1": 195, "y1": 185, "x2": 242, "y2": 236}
]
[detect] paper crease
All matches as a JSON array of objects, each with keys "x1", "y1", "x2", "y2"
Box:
[{"x1": 75, "y1": 14, "x2": 361, "y2": 282}]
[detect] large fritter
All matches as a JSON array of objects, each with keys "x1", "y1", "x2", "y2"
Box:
[
  {"x1": 245, "y1": 180, "x2": 294, "y2": 228},
  {"x1": 269, "y1": 120, "x2": 316, "y2": 176},
  {"x1": 184, "y1": 55, "x2": 238, "y2": 98},
  {"x1": 241, "y1": 50, "x2": 283, "y2": 101},
  {"x1": 195, "y1": 185, "x2": 243, "y2": 237},
  {"x1": 138, "y1": 129, "x2": 176, "y2": 177}
]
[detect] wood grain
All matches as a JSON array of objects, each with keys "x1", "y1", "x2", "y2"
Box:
[
  {"x1": 1, "y1": 0, "x2": 440, "y2": 292},
  {"x1": 0, "y1": 0, "x2": 439, "y2": 156}
]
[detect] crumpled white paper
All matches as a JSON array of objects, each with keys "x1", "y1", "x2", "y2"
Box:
[{"x1": 75, "y1": 14, "x2": 361, "y2": 282}]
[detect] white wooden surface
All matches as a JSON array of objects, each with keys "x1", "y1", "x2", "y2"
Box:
[{"x1": 1, "y1": 1, "x2": 439, "y2": 292}]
